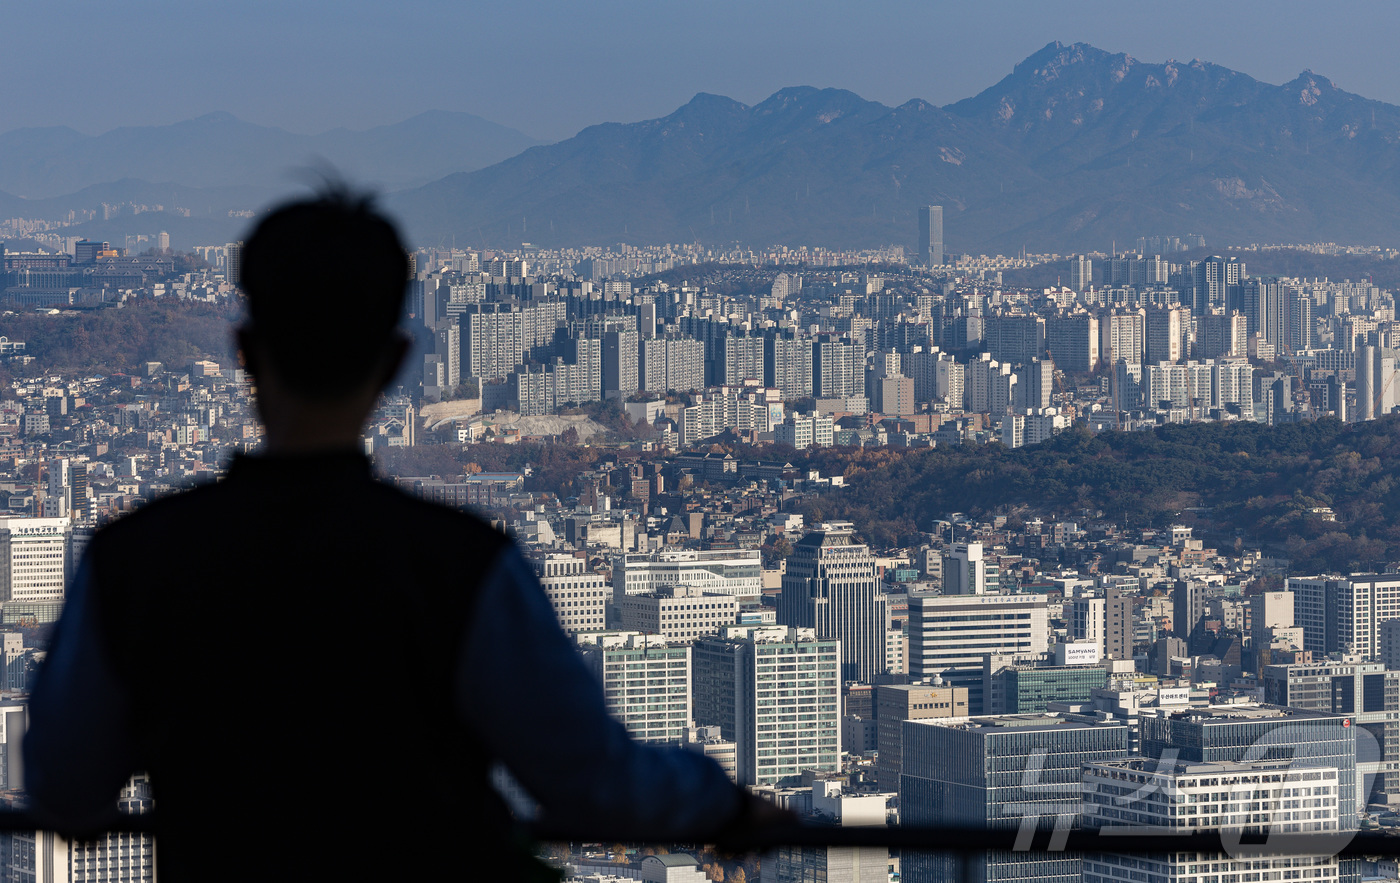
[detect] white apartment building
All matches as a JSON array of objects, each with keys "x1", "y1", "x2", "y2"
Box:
[
  {"x1": 1144, "y1": 359, "x2": 1254, "y2": 415},
  {"x1": 0, "y1": 517, "x2": 72, "y2": 605},
  {"x1": 1145, "y1": 305, "x2": 1186, "y2": 365},
  {"x1": 965, "y1": 354, "x2": 1016, "y2": 415},
  {"x1": 1099, "y1": 310, "x2": 1145, "y2": 366},
  {"x1": 693, "y1": 626, "x2": 841, "y2": 787},
  {"x1": 774, "y1": 412, "x2": 834, "y2": 450},
  {"x1": 1290, "y1": 573, "x2": 1400, "y2": 659},
  {"x1": 1001, "y1": 408, "x2": 1069, "y2": 449},
  {"x1": 528, "y1": 551, "x2": 607, "y2": 635},
  {"x1": 577, "y1": 631, "x2": 692, "y2": 744},
  {"x1": 1082, "y1": 759, "x2": 1340, "y2": 883},
  {"x1": 677, "y1": 385, "x2": 784, "y2": 446},
  {"x1": 613, "y1": 549, "x2": 763, "y2": 600},
  {"x1": 935, "y1": 353, "x2": 964, "y2": 406},
  {"x1": 615, "y1": 585, "x2": 739, "y2": 642}
]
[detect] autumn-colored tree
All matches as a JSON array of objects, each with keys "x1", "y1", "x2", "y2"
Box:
[
  {"x1": 731, "y1": 868, "x2": 747, "y2": 883},
  {"x1": 612, "y1": 844, "x2": 627, "y2": 864}
]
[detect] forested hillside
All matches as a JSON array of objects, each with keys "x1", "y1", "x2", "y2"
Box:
[
  {"x1": 796, "y1": 418, "x2": 1400, "y2": 574},
  {"x1": 0, "y1": 302, "x2": 235, "y2": 375}
]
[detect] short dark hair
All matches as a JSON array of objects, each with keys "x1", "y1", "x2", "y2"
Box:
[{"x1": 239, "y1": 186, "x2": 409, "y2": 400}]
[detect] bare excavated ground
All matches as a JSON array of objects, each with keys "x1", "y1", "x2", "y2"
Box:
[{"x1": 480, "y1": 412, "x2": 610, "y2": 440}]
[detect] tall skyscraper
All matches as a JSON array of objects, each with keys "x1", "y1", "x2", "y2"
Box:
[
  {"x1": 919, "y1": 206, "x2": 944, "y2": 267},
  {"x1": 778, "y1": 523, "x2": 889, "y2": 682},
  {"x1": 1189, "y1": 255, "x2": 1243, "y2": 316},
  {"x1": 1069, "y1": 255, "x2": 1093, "y2": 291},
  {"x1": 224, "y1": 241, "x2": 243, "y2": 286}
]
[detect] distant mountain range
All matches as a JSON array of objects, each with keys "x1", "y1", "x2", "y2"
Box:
[
  {"x1": 12, "y1": 42, "x2": 1400, "y2": 254},
  {"x1": 389, "y1": 42, "x2": 1400, "y2": 253},
  {"x1": 0, "y1": 110, "x2": 543, "y2": 198},
  {"x1": 0, "y1": 111, "x2": 544, "y2": 248}
]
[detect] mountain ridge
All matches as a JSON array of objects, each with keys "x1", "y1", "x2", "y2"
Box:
[
  {"x1": 10, "y1": 43, "x2": 1400, "y2": 254},
  {"x1": 387, "y1": 41, "x2": 1400, "y2": 252}
]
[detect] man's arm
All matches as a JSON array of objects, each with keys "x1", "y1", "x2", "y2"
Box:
[
  {"x1": 456, "y1": 546, "x2": 744, "y2": 841},
  {"x1": 24, "y1": 559, "x2": 138, "y2": 832}
]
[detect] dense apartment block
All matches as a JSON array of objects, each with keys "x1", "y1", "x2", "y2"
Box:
[
  {"x1": 693, "y1": 626, "x2": 841, "y2": 786},
  {"x1": 578, "y1": 631, "x2": 692, "y2": 744}
]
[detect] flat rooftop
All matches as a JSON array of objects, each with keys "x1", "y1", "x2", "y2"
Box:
[{"x1": 1161, "y1": 704, "x2": 1346, "y2": 723}]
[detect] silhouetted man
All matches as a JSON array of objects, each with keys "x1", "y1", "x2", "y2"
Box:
[{"x1": 25, "y1": 190, "x2": 763, "y2": 881}]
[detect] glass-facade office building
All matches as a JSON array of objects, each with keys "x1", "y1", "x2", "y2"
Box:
[
  {"x1": 901, "y1": 715, "x2": 1130, "y2": 883},
  {"x1": 1139, "y1": 706, "x2": 1357, "y2": 825}
]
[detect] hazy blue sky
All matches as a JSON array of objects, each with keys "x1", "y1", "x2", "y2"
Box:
[{"x1": 4, "y1": 0, "x2": 1399, "y2": 141}]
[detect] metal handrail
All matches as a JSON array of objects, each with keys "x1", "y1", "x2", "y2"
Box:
[
  {"x1": 533, "y1": 821, "x2": 1400, "y2": 857},
  {"x1": 14, "y1": 810, "x2": 1400, "y2": 857}
]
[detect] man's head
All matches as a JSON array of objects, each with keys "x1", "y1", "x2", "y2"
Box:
[{"x1": 238, "y1": 187, "x2": 410, "y2": 402}]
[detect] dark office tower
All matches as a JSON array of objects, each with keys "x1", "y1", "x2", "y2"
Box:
[
  {"x1": 225, "y1": 241, "x2": 244, "y2": 287},
  {"x1": 778, "y1": 522, "x2": 888, "y2": 683},
  {"x1": 901, "y1": 715, "x2": 1130, "y2": 883},
  {"x1": 1292, "y1": 290, "x2": 1314, "y2": 351},
  {"x1": 1241, "y1": 278, "x2": 1288, "y2": 352},
  {"x1": 1188, "y1": 255, "x2": 1243, "y2": 316},
  {"x1": 602, "y1": 327, "x2": 640, "y2": 400},
  {"x1": 1139, "y1": 706, "x2": 1357, "y2": 825},
  {"x1": 69, "y1": 463, "x2": 90, "y2": 525},
  {"x1": 919, "y1": 206, "x2": 944, "y2": 267},
  {"x1": 1105, "y1": 586, "x2": 1131, "y2": 660},
  {"x1": 1172, "y1": 579, "x2": 1207, "y2": 640}
]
